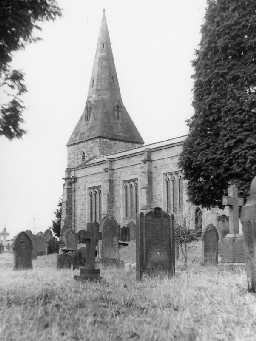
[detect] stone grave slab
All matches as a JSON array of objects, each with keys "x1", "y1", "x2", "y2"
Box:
[
  {"x1": 63, "y1": 228, "x2": 78, "y2": 250},
  {"x1": 202, "y1": 224, "x2": 219, "y2": 265},
  {"x1": 100, "y1": 215, "x2": 120, "y2": 266},
  {"x1": 136, "y1": 207, "x2": 175, "y2": 280},
  {"x1": 13, "y1": 232, "x2": 33, "y2": 270}
]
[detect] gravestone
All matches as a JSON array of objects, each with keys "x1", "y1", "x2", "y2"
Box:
[
  {"x1": 217, "y1": 215, "x2": 229, "y2": 239},
  {"x1": 34, "y1": 234, "x2": 47, "y2": 256},
  {"x1": 25, "y1": 230, "x2": 37, "y2": 259},
  {"x1": 120, "y1": 226, "x2": 130, "y2": 242},
  {"x1": 202, "y1": 224, "x2": 219, "y2": 265},
  {"x1": 74, "y1": 222, "x2": 102, "y2": 281},
  {"x1": 63, "y1": 228, "x2": 78, "y2": 250},
  {"x1": 13, "y1": 232, "x2": 33, "y2": 270},
  {"x1": 136, "y1": 207, "x2": 175, "y2": 280},
  {"x1": 127, "y1": 221, "x2": 136, "y2": 240},
  {"x1": 100, "y1": 215, "x2": 120, "y2": 265},
  {"x1": 221, "y1": 184, "x2": 245, "y2": 263},
  {"x1": 241, "y1": 176, "x2": 256, "y2": 292}
]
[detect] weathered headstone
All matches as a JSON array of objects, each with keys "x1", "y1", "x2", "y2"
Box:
[
  {"x1": 217, "y1": 215, "x2": 229, "y2": 239},
  {"x1": 74, "y1": 222, "x2": 102, "y2": 281},
  {"x1": 202, "y1": 224, "x2": 219, "y2": 265},
  {"x1": 25, "y1": 230, "x2": 37, "y2": 259},
  {"x1": 221, "y1": 184, "x2": 245, "y2": 263},
  {"x1": 241, "y1": 176, "x2": 256, "y2": 292},
  {"x1": 136, "y1": 207, "x2": 175, "y2": 280},
  {"x1": 120, "y1": 226, "x2": 130, "y2": 241},
  {"x1": 100, "y1": 215, "x2": 120, "y2": 265},
  {"x1": 63, "y1": 228, "x2": 78, "y2": 250},
  {"x1": 13, "y1": 232, "x2": 33, "y2": 270},
  {"x1": 127, "y1": 221, "x2": 136, "y2": 240},
  {"x1": 34, "y1": 234, "x2": 47, "y2": 256}
]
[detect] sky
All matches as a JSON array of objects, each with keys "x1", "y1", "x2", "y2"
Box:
[{"x1": 0, "y1": 0, "x2": 207, "y2": 238}]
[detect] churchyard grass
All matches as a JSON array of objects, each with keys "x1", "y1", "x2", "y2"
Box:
[{"x1": 0, "y1": 243, "x2": 256, "y2": 341}]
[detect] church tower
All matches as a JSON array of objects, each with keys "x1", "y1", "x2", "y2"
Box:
[{"x1": 67, "y1": 10, "x2": 144, "y2": 168}]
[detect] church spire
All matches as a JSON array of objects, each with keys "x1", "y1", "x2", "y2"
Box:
[{"x1": 67, "y1": 10, "x2": 144, "y2": 146}]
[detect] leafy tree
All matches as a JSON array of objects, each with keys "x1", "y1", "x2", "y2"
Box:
[
  {"x1": 51, "y1": 198, "x2": 62, "y2": 238},
  {"x1": 0, "y1": 0, "x2": 61, "y2": 139},
  {"x1": 179, "y1": 0, "x2": 256, "y2": 208}
]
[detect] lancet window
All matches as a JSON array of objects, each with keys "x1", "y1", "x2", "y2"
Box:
[
  {"x1": 88, "y1": 186, "x2": 102, "y2": 223},
  {"x1": 123, "y1": 179, "x2": 138, "y2": 219},
  {"x1": 164, "y1": 172, "x2": 183, "y2": 214}
]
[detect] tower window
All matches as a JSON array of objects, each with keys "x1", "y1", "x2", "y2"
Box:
[
  {"x1": 111, "y1": 76, "x2": 115, "y2": 84},
  {"x1": 102, "y1": 43, "x2": 105, "y2": 48},
  {"x1": 114, "y1": 104, "x2": 122, "y2": 120},
  {"x1": 92, "y1": 79, "x2": 94, "y2": 88}
]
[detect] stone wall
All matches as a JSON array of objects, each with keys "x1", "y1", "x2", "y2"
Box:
[
  {"x1": 62, "y1": 136, "x2": 223, "y2": 233},
  {"x1": 67, "y1": 138, "x2": 142, "y2": 168}
]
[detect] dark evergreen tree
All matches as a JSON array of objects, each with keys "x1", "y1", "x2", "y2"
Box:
[
  {"x1": 179, "y1": 0, "x2": 256, "y2": 208},
  {"x1": 0, "y1": 0, "x2": 61, "y2": 139},
  {"x1": 51, "y1": 199, "x2": 62, "y2": 238}
]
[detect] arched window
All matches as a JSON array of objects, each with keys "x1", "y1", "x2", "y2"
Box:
[
  {"x1": 124, "y1": 179, "x2": 138, "y2": 219},
  {"x1": 164, "y1": 172, "x2": 183, "y2": 214},
  {"x1": 88, "y1": 186, "x2": 102, "y2": 223}
]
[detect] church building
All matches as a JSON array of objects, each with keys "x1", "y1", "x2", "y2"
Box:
[{"x1": 60, "y1": 11, "x2": 219, "y2": 235}]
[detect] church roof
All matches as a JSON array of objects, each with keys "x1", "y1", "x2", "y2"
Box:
[{"x1": 67, "y1": 10, "x2": 144, "y2": 146}]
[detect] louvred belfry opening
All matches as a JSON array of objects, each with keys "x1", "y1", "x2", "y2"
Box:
[{"x1": 67, "y1": 9, "x2": 144, "y2": 146}]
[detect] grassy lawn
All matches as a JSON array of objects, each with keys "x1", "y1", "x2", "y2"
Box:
[{"x1": 0, "y1": 242, "x2": 255, "y2": 341}]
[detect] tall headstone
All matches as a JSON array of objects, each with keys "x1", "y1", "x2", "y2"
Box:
[
  {"x1": 63, "y1": 228, "x2": 78, "y2": 250},
  {"x1": 127, "y1": 221, "x2": 136, "y2": 240},
  {"x1": 217, "y1": 215, "x2": 229, "y2": 239},
  {"x1": 13, "y1": 232, "x2": 33, "y2": 270},
  {"x1": 74, "y1": 222, "x2": 102, "y2": 281},
  {"x1": 100, "y1": 215, "x2": 120, "y2": 265},
  {"x1": 25, "y1": 230, "x2": 37, "y2": 259},
  {"x1": 221, "y1": 184, "x2": 245, "y2": 263},
  {"x1": 241, "y1": 176, "x2": 256, "y2": 292},
  {"x1": 202, "y1": 224, "x2": 219, "y2": 265},
  {"x1": 120, "y1": 226, "x2": 130, "y2": 241},
  {"x1": 136, "y1": 207, "x2": 175, "y2": 280}
]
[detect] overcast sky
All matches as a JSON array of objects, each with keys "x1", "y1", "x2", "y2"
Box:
[{"x1": 0, "y1": 0, "x2": 207, "y2": 238}]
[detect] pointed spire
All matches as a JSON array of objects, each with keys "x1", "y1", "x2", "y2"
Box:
[{"x1": 67, "y1": 11, "x2": 144, "y2": 146}]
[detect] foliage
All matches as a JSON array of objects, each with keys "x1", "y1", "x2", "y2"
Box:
[
  {"x1": 50, "y1": 198, "x2": 62, "y2": 238},
  {"x1": 0, "y1": 0, "x2": 61, "y2": 139},
  {"x1": 179, "y1": 0, "x2": 256, "y2": 208}
]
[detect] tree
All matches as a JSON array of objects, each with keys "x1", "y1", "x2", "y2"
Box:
[
  {"x1": 0, "y1": 0, "x2": 61, "y2": 139},
  {"x1": 179, "y1": 0, "x2": 256, "y2": 208},
  {"x1": 50, "y1": 198, "x2": 62, "y2": 238}
]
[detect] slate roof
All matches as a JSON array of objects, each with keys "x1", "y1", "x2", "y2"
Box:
[{"x1": 67, "y1": 10, "x2": 144, "y2": 146}]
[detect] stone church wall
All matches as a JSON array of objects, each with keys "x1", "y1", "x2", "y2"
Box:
[
  {"x1": 67, "y1": 138, "x2": 142, "y2": 168},
  {"x1": 63, "y1": 136, "x2": 222, "y2": 233}
]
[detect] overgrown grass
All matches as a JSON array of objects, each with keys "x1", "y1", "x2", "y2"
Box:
[{"x1": 0, "y1": 243, "x2": 255, "y2": 341}]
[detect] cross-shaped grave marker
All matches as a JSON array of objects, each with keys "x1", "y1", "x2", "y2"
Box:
[
  {"x1": 74, "y1": 222, "x2": 102, "y2": 281},
  {"x1": 222, "y1": 183, "x2": 244, "y2": 235}
]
